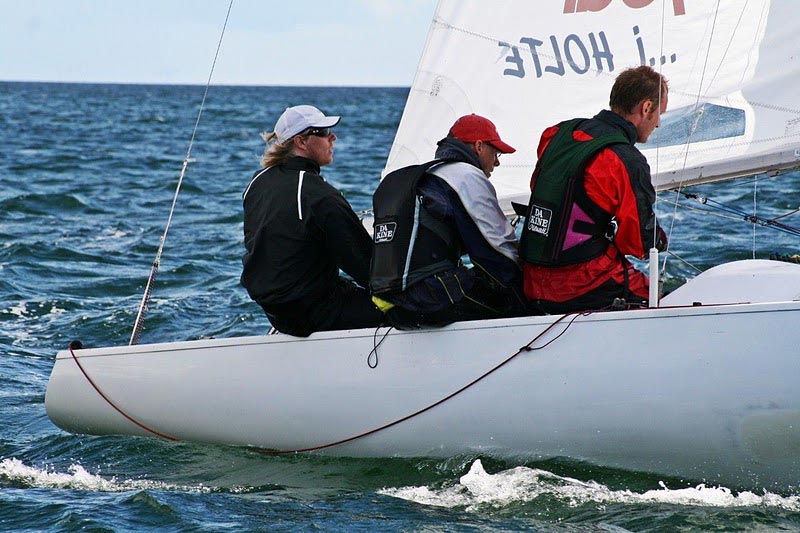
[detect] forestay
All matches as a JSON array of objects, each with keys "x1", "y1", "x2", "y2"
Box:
[{"x1": 384, "y1": 0, "x2": 800, "y2": 214}]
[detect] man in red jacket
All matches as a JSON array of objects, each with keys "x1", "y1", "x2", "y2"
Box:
[{"x1": 520, "y1": 66, "x2": 668, "y2": 313}]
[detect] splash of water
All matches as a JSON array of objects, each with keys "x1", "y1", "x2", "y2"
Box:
[
  {"x1": 0, "y1": 458, "x2": 212, "y2": 493},
  {"x1": 380, "y1": 459, "x2": 800, "y2": 511}
]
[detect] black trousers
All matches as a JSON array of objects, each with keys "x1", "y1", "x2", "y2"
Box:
[
  {"x1": 259, "y1": 278, "x2": 384, "y2": 337},
  {"x1": 386, "y1": 268, "x2": 531, "y2": 329}
]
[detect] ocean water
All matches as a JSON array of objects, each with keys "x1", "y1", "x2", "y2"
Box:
[{"x1": 1, "y1": 81, "x2": 800, "y2": 531}]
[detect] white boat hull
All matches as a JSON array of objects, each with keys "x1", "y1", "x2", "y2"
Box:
[{"x1": 46, "y1": 265, "x2": 800, "y2": 490}]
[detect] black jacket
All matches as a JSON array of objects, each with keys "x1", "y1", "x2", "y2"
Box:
[
  {"x1": 240, "y1": 156, "x2": 372, "y2": 306},
  {"x1": 372, "y1": 137, "x2": 521, "y2": 314}
]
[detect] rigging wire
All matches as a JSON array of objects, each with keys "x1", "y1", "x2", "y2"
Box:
[
  {"x1": 771, "y1": 205, "x2": 800, "y2": 222},
  {"x1": 653, "y1": 0, "x2": 666, "y2": 249},
  {"x1": 660, "y1": 0, "x2": 723, "y2": 286},
  {"x1": 664, "y1": 191, "x2": 800, "y2": 237},
  {"x1": 129, "y1": 0, "x2": 235, "y2": 346},
  {"x1": 653, "y1": 0, "x2": 669, "y2": 293},
  {"x1": 752, "y1": 175, "x2": 758, "y2": 259},
  {"x1": 665, "y1": 250, "x2": 704, "y2": 274}
]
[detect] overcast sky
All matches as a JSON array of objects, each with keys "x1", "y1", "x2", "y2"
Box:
[{"x1": 1, "y1": 0, "x2": 438, "y2": 86}]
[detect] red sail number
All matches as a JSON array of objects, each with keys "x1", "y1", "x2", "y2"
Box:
[{"x1": 563, "y1": 0, "x2": 686, "y2": 16}]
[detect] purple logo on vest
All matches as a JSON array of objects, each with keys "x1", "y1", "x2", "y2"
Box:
[
  {"x1": 374, "y1": 222, "x2": 397, "y2": 243},
  {"x1": 527, "y1": 205, "x2": 553, "y2": 236}
]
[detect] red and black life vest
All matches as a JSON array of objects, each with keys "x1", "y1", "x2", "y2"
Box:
[{"x1": 520, "y1": 118, "x2": 629, "y2": 266}]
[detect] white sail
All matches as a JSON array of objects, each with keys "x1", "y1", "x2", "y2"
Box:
[{"x1": 385, "y1": 0, "x2": 800, "y2": 213}]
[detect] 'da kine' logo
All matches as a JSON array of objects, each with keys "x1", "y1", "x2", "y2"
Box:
[
  {"x1": 527, "y1": 205, "x2": 553, "y2": 236},
  {"x1": 374, "y1": 222, "x2": 397, "y2": 243}
]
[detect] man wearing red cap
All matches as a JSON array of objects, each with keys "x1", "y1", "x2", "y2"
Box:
[{"x1": 370, "y1": 114, "x2": 527, "y2": 328}]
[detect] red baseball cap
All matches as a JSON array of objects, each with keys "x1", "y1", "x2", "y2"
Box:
[{"x1": 449, "y1": 114, "x2": 516, "y2": 154}]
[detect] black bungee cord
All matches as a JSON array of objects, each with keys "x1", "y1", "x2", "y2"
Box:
[{"x1": 367, "y1": 325, "x2": 394, "y2": 368}]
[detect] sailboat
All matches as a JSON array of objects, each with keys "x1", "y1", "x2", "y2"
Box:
[{"x1": 45, "y1": 0, "x2": 800, "y2": 490}]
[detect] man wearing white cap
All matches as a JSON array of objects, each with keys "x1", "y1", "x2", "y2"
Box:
[{"x1": 240, "y1": 105, "x2": 383, "y2": 336}]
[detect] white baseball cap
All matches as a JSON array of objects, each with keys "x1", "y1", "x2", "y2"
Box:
[{"x1": 274, "y1": 105, "x2": 340, "y2": 144}]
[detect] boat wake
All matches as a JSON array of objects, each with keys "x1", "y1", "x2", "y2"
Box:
[
  {"x1": 0, "y1": 458, "x2": 213, "y2": 493},
  {"x1": 379, "y1": 460, "x2": 800, "y2": 511}
]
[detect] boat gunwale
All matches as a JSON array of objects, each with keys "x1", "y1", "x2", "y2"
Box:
[{"x1": 54, "y1": 298, "x2": 800, "y2": 360}]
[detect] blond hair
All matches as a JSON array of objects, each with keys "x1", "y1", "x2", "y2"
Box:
[{"x1": 260, "y1": 131, "x2": 295, "y2": 168}]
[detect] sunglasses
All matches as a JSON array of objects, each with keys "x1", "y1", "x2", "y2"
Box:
[{"x1": 304, "y1": 127, "x2": 332, "y2": 137}]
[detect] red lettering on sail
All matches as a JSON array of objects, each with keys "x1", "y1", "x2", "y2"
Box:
[
  {"x1": 563, "y1": 0, "x2": 611, "y2": 12},
  {"x1": 564, "y1": 0, "x2": 685, "y2": 16}
]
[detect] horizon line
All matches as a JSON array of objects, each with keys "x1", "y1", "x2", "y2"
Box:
[{"x1": 0, "y1": 78, "x2": 412, "y2": 89}]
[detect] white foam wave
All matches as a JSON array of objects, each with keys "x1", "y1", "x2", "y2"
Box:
[
  {"x1": 90, "y1": 228, "x2": 129, "y2": 242},
  {"x1": 0, "y1": 458, "x2": 211, "y2": 493},
  {"x1": 4, "y1": 300, "x2": 65, "y2": 318},
  {"x1": 379, "y1": 459, "x2": 800, "y2": 511},
  {"x1": 50, "y1": 306, "x2": 66, "y2": 317},
  {"x1": 8, "y1": 301, "x2": 27, "y2": 317}
]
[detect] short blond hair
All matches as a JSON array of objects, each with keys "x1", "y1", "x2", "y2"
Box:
[{"x1": 260, "y1": 131, "x2": 295, "y2": 168}]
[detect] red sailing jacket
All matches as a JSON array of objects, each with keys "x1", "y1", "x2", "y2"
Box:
[{"x1": 523, "y1": 110, "x2": 662, "y2": 303}]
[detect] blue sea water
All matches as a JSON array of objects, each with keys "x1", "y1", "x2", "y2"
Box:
[{"x1": 1, "y1": 81, "x2": 800, "y2": 531}]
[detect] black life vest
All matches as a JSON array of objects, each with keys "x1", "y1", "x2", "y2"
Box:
[
  {"x1": 520, "y1": 118, "x2": 629, "y2": 266},
  {"x1": 370, "y1": 161, "x2": 462, "y2": 294}
]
